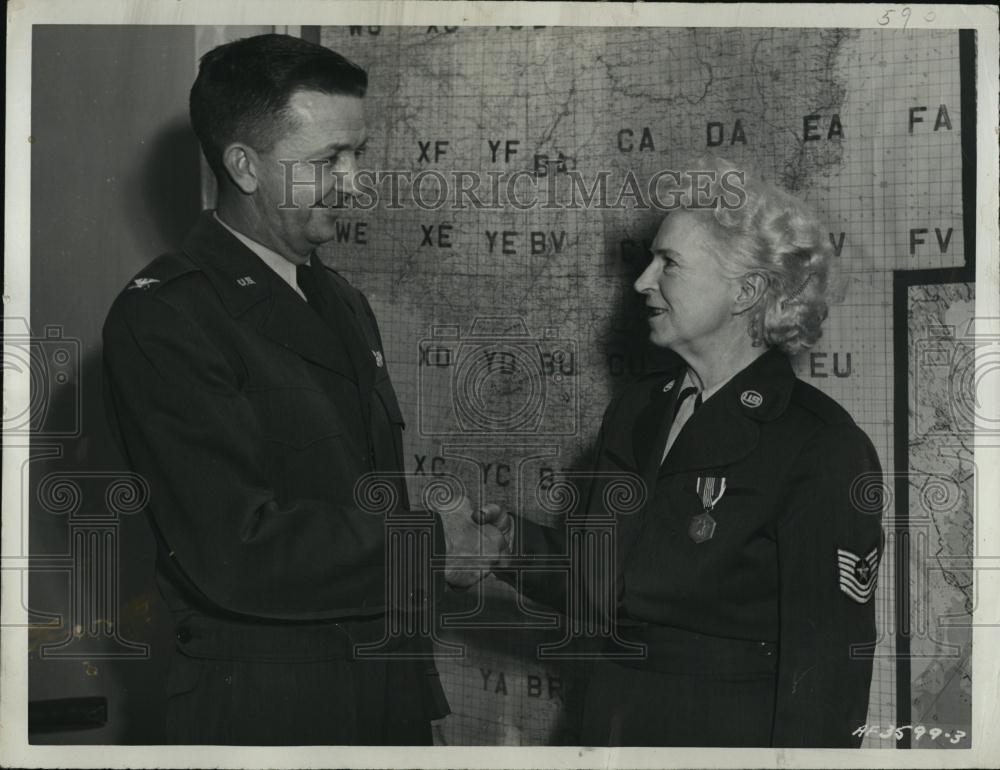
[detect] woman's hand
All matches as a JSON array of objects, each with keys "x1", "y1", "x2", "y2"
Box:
[{"x1": 439, "y1": 496, "x2": 511, "y2": 589}]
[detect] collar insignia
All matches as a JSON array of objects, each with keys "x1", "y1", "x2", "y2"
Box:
[
  {"x1": 127, "y1": 277, "x2": 160, "y2": 290},
  {"x1": 740, "y1": 389, "x2": 763, "y2": 408}
]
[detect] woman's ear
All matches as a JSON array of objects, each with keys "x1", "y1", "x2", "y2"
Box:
[
  {"x1": 221, "y1": 143, "x2": 259, "y2": 195},
  {"x1": 734, "y1": 272, "x2": 768, "y2": 315}
]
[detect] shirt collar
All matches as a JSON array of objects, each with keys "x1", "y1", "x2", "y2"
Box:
[
  {"x1": 680, "y1": 368, "x2": 733, "y2": 404},
  {"x1": 212, "y1": 211, "x2": 307, "y2": 296}
]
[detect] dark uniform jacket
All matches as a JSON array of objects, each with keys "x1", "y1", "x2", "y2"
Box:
[
  {"x1": 102, "y1": 211, "x2": 448, "y2": 743},
  {"x1": 503, "y1": 347, "x2": 884, "y2": 747}
]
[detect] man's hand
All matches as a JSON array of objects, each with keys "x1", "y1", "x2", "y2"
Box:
[{"x1": 438, "y1": 497, "x2": 511, "y2": 589}]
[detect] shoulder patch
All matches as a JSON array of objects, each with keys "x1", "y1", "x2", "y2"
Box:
[
  {"x1": 121, "y1": 252, "x2": 199, "y2": 296},
  {"x1": 790, "y1": 379, "x2": 856, "y2": 426},
  {"x1": 837, "y1": 546, "x2": 880, "y2": 603}
]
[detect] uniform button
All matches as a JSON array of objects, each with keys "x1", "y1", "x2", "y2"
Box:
[{"x1": 175, "y1": 626, "x2": 191, "y2": 643}]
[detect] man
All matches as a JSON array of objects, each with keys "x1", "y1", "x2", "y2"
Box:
[{"x1": 103, "y1": 33, "x2": 504, "y2": 745}]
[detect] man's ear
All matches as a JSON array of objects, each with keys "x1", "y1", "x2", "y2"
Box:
[
  {"x1": 734, "y1": 272, "x2": 768, "y2": 315},
  {"x1": 220, "y1": 143, "x2": 259, "y2": 195}
]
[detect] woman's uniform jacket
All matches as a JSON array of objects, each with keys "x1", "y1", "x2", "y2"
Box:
[{"x1": 500, "y1": 347, "x2": 885, "y2": 747}]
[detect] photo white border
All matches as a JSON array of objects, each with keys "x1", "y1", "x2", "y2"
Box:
[{"x1": 4, "y1": 2, "x2": 998, "y2": 768}]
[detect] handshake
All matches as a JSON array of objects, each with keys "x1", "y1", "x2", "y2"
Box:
[{"x1": 435, "y1": 497, "x2": 514, "y2": 589}]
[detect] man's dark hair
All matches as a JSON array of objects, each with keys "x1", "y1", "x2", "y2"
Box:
[{"x1": 190, "y1": 33, "x2": 367, "y2": 182}]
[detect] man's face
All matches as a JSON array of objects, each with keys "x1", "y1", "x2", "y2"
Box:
[
  {"x1": 633, "y1": 211, "x2": 737, "y2": 356},
  {"x1": 252, "y1": 89, "x2": 367, "y2": 261}
]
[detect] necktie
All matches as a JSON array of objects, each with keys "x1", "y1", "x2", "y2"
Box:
[
  {"x1": 295, "y1": 261, "x2": 323, "y2": 306},
  {"x1": 674, "y1": 386, "x2": 702, "y2": 417}
]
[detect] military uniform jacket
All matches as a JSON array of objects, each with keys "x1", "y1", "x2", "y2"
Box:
[
  {"x1": 103, "y1": 211, "x2": 443, "y2": 650},
  {"x1": 505, "y1": 347, "x2": 884, "y2": 747}
]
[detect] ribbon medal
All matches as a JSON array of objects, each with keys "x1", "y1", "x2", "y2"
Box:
[{"x1": 689, "y1": 476, "x2": 727, "y2": 543}]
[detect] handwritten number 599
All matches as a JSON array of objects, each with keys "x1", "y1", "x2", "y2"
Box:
[{"x1": 878, "y1": 7, "x2": 937, "y2": 29}]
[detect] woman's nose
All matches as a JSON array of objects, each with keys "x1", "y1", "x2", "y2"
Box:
[{"x1": 633, "y1": 261, "x2": 657, "y2": 294}]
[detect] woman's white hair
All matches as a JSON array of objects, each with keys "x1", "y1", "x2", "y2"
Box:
[{"x1": 670, "y1": 153, "x2": 844, "y2": 355}]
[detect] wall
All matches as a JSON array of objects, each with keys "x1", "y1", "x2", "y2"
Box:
[{"x1": 28, "y1": 24, "x2": 201, "y2": 744}]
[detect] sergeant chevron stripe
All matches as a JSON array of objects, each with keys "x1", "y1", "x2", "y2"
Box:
[{"x1": 837, "y1": 547, "x2": 880, "y2": 604}]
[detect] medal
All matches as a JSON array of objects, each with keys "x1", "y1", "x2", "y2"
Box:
[
  {"x1": 688, "y1": 512, "x2": 716, "y2": 543},
  {"x1": 689, "y1": 476, "x2": 726, "y2": 543}
]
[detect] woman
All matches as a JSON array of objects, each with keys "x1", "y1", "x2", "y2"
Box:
[{"x1": 487, "y1": 155, "x2": 884, "y2": 747}]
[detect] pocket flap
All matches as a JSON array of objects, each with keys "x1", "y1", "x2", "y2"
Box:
[{"x1": 246, "y1": 387, "x2": 346, "y2": 449}]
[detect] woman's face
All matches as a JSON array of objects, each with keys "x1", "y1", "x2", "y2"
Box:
[{"x1": 633, "y1": 211, "x2": 740, "y2": 355}]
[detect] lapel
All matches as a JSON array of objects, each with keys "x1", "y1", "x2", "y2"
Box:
[
  {"x1": 659, "y1": 347, "x2": 796, "y2": 476},
  {"x1": 181, "y1": 211, "x2": 358, "y2": 383},
  {"x1": 660, "y1": 393, "x2": 759, "y2": 475},
  {"x1": 632, "y1": 372, "x2": 685, "y2": 493},
  {"x1": 304, "y1": 260, "x2": 378, "y2": 400}
]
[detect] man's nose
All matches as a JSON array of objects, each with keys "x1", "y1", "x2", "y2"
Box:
[
  {"x1": 342, "y1": 155, "x2": 360, "y2": 197},
  {"x1": 334, "y1": 155, "x2": 359, "y2": 200}
]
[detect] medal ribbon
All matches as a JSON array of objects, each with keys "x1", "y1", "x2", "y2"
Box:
[{"x1": 696, "y1": 476, "x2": 727, "y2": 511}]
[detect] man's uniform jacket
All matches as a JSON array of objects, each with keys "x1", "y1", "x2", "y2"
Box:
[
  {"x1": 103, "y1": 211, "x2": 448, "y2": 744},
  {"x1": 501, "y1": 347, "x2": 884, "y2": 747}
]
